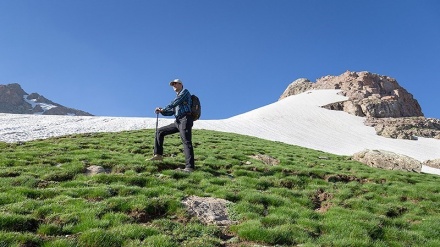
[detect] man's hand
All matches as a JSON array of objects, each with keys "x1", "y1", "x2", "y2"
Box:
[{"x1": 155, "y1": 107, "x2": 162, "y2": 114}]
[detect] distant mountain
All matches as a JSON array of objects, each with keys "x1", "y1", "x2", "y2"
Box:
[{"x1": 0, "y1": 83, "x2": 93, "y2": 116}]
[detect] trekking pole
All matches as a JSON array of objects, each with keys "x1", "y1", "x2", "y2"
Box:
[
  {"x1": 155, "y1": 112, "x2": 159, "y2": 137},
  {"x1": 153, "y1": 112, "x2": 159, "y2": 156}
]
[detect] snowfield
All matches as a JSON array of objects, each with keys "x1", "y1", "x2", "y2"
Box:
[{"x1": 1, "y1": 90, "x2": 439, "y2": 175}]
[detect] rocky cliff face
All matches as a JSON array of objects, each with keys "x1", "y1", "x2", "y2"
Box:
[
  {"x1": 0, "y1": 83, "x2": 93, "y2": 116},
  {"x1": 280, "y1": 71, "x2": 440, "y2": 139},
  {"x1": 280, "y1": 71, "x2": 423, "y2": 118},
  {"x1": 0, "y1": 83, "x2": 28, "y2": 113},
  {"x1": 364, "y1": 117, "x2": 440, "y2": 140}
]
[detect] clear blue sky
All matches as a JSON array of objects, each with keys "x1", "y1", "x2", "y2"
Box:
[{"x1": 1, "y1": 0, "x2": 439, "y2": 119}]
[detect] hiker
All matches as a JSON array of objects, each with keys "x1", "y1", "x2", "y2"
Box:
[{"x1": 149, "y1": 79, "x2": 195, "y2": 172}]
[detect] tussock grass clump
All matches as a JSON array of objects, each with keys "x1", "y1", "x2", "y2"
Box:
[
  {"x1": 0, "y1": 213, "x2": 39, "y2": 232},
  {"x1": 0, "y1": 129, "x2": 439, "y2": 246}
]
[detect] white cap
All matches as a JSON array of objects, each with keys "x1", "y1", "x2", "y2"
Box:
[{"x1": 169, "y1": 79, "x2": 182, "y2": 86}]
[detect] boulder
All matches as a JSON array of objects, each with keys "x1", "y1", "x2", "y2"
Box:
[
  {"x1": 250, "y1": 154, "x2": 280, "y2": 166},
  {"x1": 181, "y1": 196, "x2": 234, "y2": 226},
  {"x1": 352, "y1": 149, "x2": 422, "y2": 173},
  {"x1": 85, "y1": 165, "x2": 106, "y2": 175}
]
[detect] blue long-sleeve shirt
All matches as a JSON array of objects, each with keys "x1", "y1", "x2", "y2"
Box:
[{"x1": 161, "y1": 88, "x2": 192, "y2": 118}]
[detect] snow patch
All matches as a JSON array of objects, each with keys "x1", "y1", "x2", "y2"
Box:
[
  {"x1": 23, "y1": 95, "x2": 57, "y2": 114},
  {"x1": 421, "y1": 166, "x2": 440, "y2": 176}
]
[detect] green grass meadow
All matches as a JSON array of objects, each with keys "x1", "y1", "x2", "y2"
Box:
[{"x1": 0, "y1": 129, "x2": 439, "y2": 246}]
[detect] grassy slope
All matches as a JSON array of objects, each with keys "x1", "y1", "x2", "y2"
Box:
[{"x1": 0, "y1": 129, "x2": 439, "y2": 247}]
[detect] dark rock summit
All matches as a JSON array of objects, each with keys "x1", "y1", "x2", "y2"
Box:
[{"x1": 0, "y1": 83, "x2": 93, "y2": 116}]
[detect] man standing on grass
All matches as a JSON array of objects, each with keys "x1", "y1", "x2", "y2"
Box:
[{"x1": 149, "y1": 79, "x2": 195, "y2": 173}]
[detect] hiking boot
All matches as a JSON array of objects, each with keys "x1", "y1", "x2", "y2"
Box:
[
  {"x1": 148, "y1": 154, "x2": 163, "y2": 161},
  {"x1": 175, "y1": 167, "x2": 194, "y2": 173}
]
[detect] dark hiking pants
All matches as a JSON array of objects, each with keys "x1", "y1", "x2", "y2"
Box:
[{"x1": 154, "y1": 115, "x2": 195, "y2": 169}]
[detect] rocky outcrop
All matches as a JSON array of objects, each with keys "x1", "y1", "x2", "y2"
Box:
[
  {"x1": 250, "y1": 154, "x2": 280, "y2": 166},
  {"x1": 0, "y1": 83, "x2": 93, "y2": 116},
  {"x1": 352, "y1": 149, "x2": 422, "y2": 173},
  {"x1": 85, "y1": 165, "x2": 107, "y2": 175},
  {"x1": 182, "y1": 196, "x2": 234, "y2": 226},
  {"x1": 280, "y1": 71, "x2": 423, "y2": 118},
  {"x1": 423, "y1": 159, "x2": 440, "y2": 169},
  {"x1": 364, "y1": 117, "x2": 440, "y2": 140},
  {"x1": 279, "y1": 78, "x2": 314, "y2": 97},
  {"x1": 279, "y1": 71, "x2": 440, "y2": 140}
]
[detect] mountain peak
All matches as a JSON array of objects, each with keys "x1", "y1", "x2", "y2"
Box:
[
  {"x1": 280, "y1": 71, "x2": 423, "y2": 118},
  {"x1": 279, "y1": 71, "x2": 440, "y2": 140},
  {"x1": 0, "y1": 83, "x2": 93, "y2": 116}
]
